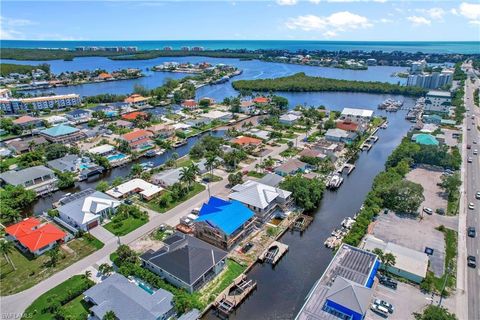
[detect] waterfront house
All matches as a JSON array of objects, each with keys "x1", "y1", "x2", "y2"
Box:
[
  {"x1": 5, "y1": 218, "x2": 67, "y2": 256},
  {"x1": 257, "y1": 173, "x2": 284, "y2": 187},
  {"x1": 185, "y1": 117, "x2": 211, "y2": 128},
  {"x1": 89, "y1": 144, "x2": 115, "y2": 156},
  {"x1": 295, "y1": 244, "x2": 379, "y2": 320},
  {"x1": 182, "y1": 99, "x2": 198, "y2": 109},
  {"x1": 232, "y1": 136, "x2": 262, "y2": 146},
  {"x1": 65, "y1": 109, "x2": 91, "y2": 122},
  {"x1": 229, "y1": 180, "x2": 292, "y2": 222},
  {"x1": 240, "y1": 100, "x2": 256, "y2": 114},
  {"x1": 194, "y1": 197, "x2": 256, "y2": 250},
  {"x1": 0, "y1": 165, "x2": 58, "y2": 196},
  {"x1": 83, "y1": 273, "x2": 174, "y2": 320},
  {"x1": 46, "y1": 154, "x2": 81, "y2": 173},
  {"x1": 361, "y1": 235, "x2": 428, "y2": 284},
  {"x1": 121, "y1": 111, "x2": 148, "y2": 121},
  {"x1": 202, "y1": 110, "x2": 233, "y2": 122},
  {"x1": 12, "y1": 115, "x2": 43, "y2": 129},
  {"x1": 336, "y1": 120, "x2": 361, "y2": 132},
  {"x1": 325, "y1": 128, "x2": 357, "y2": 144},
  {"x1": 425, "y1": 90, "x2": 451, "y2": 114},
  {"x1": 313, "y1": 140, "x2": 341, "y2": 157},
  {"x1": 6, "y1": 136, "x2": 48, "y2": 154},
  {"x1": 57, "y1": 189, "x2": 121, "y2": 231},
  {"x1": 39, "y1": 124, "x2": 86, "y2": 144},
  {"x1": 340, "y1": 108, "x2": 373, "y2": 123},
  {"x1": 298, "y1": 148, "x2": 327, "y2": 160},
  {"x1": 151, "y1": 168, "x2": 182, "y2": 187},
  {"x1": 274, "y1": 159, "x2": 310, "y2": 176},
  {"x1": 140, "y1": 232, "x2": 228, "y2": 293},
  {"x1": 124, "y1": 94, "x2": 149, "y2": 107},
  {"x1": 146, "y1": 124, "x2": 175, "y2": 138},
  {"x1": 106, "y1": 178, "x2": 163, "y2": 201},
  {"x1": 253, "y1": 97, "x2": 269, "y2": 104},
  {"x1": 121, "y1": 129, "x2": 154, "y2": 152},
  {"x1": 279, "y1": 113, "x2": 301, "y2": 126},
  {"x1": 113, "y1": 119, "x2": 134, "y2": 128}
]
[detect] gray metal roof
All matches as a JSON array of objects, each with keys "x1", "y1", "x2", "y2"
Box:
[
  {"x1": 152, "y1": 168, "x2": 182, "y2": 186},
  {"x1": 46, "y1": 154, "x2": 79, "y2": 172},
  {"x1": 84, "y1": 273, "x2": 173, "y2": 320},
  {"x1": 140, "y1": 232, "x2": 228, "y2": 286},
  {"x1": 325, "y1": 277, "x2": 372, "y2": 315},
  {"x1": 0, "y1": 165, "x2": 55, "y2": 186},
  {"x1": 257, "y1": 173, "x2": 284, "y2": 187},
  {"x1": 229, "y1": 180, "x2": 291, "y2": 210},
  {"x1": 178, "y1": 309, "x2": 200, "y2": 320}
]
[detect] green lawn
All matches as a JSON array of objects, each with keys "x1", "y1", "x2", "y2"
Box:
[
  {"x1": 279, "y1": 147, "x2": 300, "y2": 158},
  {"x1": 0, "y1": 237, "x2": 102, "y2": 295},
  {"x1": 203, "y1": 173, "x2": 223, "y2": 182},
  {"x1": 145, "y1": 183, "x2": 206, "y2": 213},
  {"x1": 22, "y1": 275, "x2": 94, "y2": 320},
  {"x1": 247, "y1": 171, "x2": 266, "y2": 178},
  {"x1": 447, "y1": 191, "x2": 460, "y2": 215},
  {"x1": 103, "y1": 216, "x2": 148, "y2": 236},
  {"x1": 176, "y1": 157, "x2": 193, "y2": 168},
  {"x1": 427, "y1": 226, "x2": 458, "y2": 294},
  {"x1": 200, "y1": 259, "x2": 246, "y2": 303}
]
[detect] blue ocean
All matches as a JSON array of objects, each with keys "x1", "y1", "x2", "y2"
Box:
[{"x1": 1, "y1": 40, "x2": 479, "y2": 54}]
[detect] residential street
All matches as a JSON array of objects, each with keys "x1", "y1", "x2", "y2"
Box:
[{"x1": 0, "y1": 131, "x2": 305, "y2": 317}]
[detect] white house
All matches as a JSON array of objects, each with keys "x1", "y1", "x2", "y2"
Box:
[{"x1": 340, "y1": 108, "x2": 373, "y2": 123}]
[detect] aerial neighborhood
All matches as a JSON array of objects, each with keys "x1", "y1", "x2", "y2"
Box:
[{"x1": 0, "y1": 33, "x2": 478, "y2": 320}]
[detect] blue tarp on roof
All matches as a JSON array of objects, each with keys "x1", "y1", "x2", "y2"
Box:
[
  {"x1": 41, "y1": 124, "x2": 79, "y2": 137},
  {"x1": 196, "y1": 197, "x2": 254, "y2": 236}
]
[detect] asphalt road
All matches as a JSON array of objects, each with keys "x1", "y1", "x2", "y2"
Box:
[
  {"x1": 0, "y1": 131, "x2": 304, "y2": 318},
  {"x1": 462, "y1": 62, "x2": 480, "y2": 320}
]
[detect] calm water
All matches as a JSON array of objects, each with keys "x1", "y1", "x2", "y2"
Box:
[
  {"x1": 2, "y1": 56, "x2": 407, "y2": 97},
  {"x1": 2, "y1": 40, "x2": 479, "y2": 54}
]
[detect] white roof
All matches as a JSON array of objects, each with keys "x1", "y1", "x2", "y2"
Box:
[
  {"x1": 172, "y1": 123, "x2": 192, "y2": 130},
  {"x1": 106, "y1": 178, "x2": 163, "y2": 198},
  {"x1": 202, "y1": 110, "x2": 230, "y2": 120},
  {"x1": 89, "y1": 144, "x2": 115, "y2": 155},
  {"x1": 427, "y1": 90, "x2": 451, "y2": 98},
  {"x1": 325, "y1": 128, "x2": 349, "y2": 138},
  {"x1": 229, "y1": 180, "x2": 291, "y2": 210},
  {"x1": 341, "y1": 108, "x2": 373, "y2": 118},
  {"x1": 280, "y1": 113, "x2": 300, "y2": 121},
  {"x1": 362, "y1": 235, "x2": 428, "y2": 278},
  {"x1": 46, "y1": 115, "x2": 68, "y2": 124}
]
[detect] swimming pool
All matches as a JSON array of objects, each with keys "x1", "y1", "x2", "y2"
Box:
[
  {"x1": 79, "y1": 164, "x2": 91, "y2": 170},
  {"x1": 107, "y1": 153, "x2": 126, "y2": 162},
  {"x1": 137, "y1": 280, "x2": 155, "y2": 295}
]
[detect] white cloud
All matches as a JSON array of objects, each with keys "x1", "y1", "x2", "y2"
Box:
[
  {"x1": 277, "y1": 0, "x2": 297, "y2": 5},
  {"x1": 407, "y1": 16, "x2": 431, "y2": 26},
  {"x1": 418, "y1": 8, "x2": 445, "y2": 20},
  {"x1": 458, "y1": 2, "x2": 480, "y2": 21},
  {"x1": 380, "y1": 18, "x2": 393, "y2": 23},
  {"x1": 286, "y1": 11, "x2": 372, "y2": 38},
  {"x1": 450, "y1": 8, "x2": 458, "y2": 16},
  {"x1": 0, "y1": 16, "x2": 35, "y2": 40}
]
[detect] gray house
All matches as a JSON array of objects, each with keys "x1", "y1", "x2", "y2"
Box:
[
  {"x1": 46, "y1": 154, "x2": 80, "y2": 173},
  {"x1": 0, "y1": 165, "x2": 58, "y2": 196},
  {"x1": 140, "y1": 232, "x2": 228, "y2": 293},
  {"x1": 83, "y1": 273, "x2": 175, "y2": 320},
  {"x1": 151, "y1": 168, "x2": 182, "y2": 187}
]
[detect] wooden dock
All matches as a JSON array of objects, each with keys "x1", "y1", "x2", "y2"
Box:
[
  {"x1": 290, "y1": 214, "x2": 314, "y2": 232},
  {"x1": 215, "y1": 275, "x2": 257, "y2": 316},
  {"x1": 258, "y1": 241, "x2": 289, "y2": 265},
  {"x1": 337, "y1": 163, "x2": 356, "y2": 175}
]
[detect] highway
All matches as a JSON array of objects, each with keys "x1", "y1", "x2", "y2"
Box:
[{"x1": 461, "y1": 62, "x2": 480, "y2": 320}]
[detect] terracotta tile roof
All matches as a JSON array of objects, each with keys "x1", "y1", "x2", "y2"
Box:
[
  {"x1": 232, "y1": 136, "x2": 262, "y2": 145},
  {"x1": 5, "y1": 218, "x2": 66, "y2": 252},
  {"x1": 13, "y1": 115, "x2": 39, "y2": 125},
  {"x1": 299, "y1": 148, "x2": 324, "y2": 158},
  {"x1": 182, "y1": 99, "x2": 198, "y2": 108},
  {"x1": 336, "y1": 121, "x2": 359, "y2": 132},
  {"x1": 253, "y1": 97, "x2": 269, "y2": 104},
  {"x1": 121, "y1": 111, "x2": 147, "y2": 121},
  {"x1": 124, "y1": 94, "x2": 148, "y2": 103},
  {"x1": 122, "y1": 129, "x2": 153, "y2": 142},
  {"x1": 98, "y1": 72, "x2": 112, "y2": 79}
]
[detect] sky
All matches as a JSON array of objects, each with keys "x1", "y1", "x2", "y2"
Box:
[{"x1": 0, "y1": 0, "x2": 479, "y2": 41}]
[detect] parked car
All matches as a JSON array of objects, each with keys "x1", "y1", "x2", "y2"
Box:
[
  {"x1": 378, "y1": 275, "x2": 397, "y2": 290},
  {"x1": 467, "y1": 255, "x2": 477, "y2": 268},
  {"x1": 469, "y1": 202, "x2": 475, "y2": 210},
  {"x1": 467, "y1": 144, "x2": 472, "y2": 149},
  {"x1": 474, "y1": 149, "x2": 478, "y2": 155},
  {"x1": 468, "y1": 227, "x2": 476, "y2": 238},
  {"x1": 473, "y1": 140, "x2": 477, "y2": 144},
  {"x1": 370, "y1": 304, "x2": 389, "y2": 317},
  {"x1": 423, "y1": 207, "x2": 433, "y2": 215},
  {"x1": 468, "y1": 157, "x2": 473, "y2": 163},
  {"x1": 124, "y1": 199, "x2": 133, "y2": 205},
  {"x1": 242, "y1": 242, "x2": 253, "y2": 253},
  {"x1": 476, "y1": 191, "x2": 480, "y2": 199},
  {"x1": 373, "y1": 299, "x2": 394, "y2": 313}
]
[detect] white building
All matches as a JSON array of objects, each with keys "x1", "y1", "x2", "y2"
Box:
[
  {"x1": 106, "y1": 178, "x2": 163, "y2": 200},
  {"x1": 0, "y1": 93, "x2": 81, "y2": 114},
  {"x1": 410, "y1": 59, "x2": 427, "y2": 74},
  {"x1": 340, "y1": 108, "x2": 373, "y2": 123},
  {"x1": 425, "y1": 90, "x2": 452, "y2": 113},
  {"x1": 407, "y1": 70, "x2": 453, "y2": 89}
]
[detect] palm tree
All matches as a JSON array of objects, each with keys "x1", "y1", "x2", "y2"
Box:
[
  {"x1": 205, "y1": 155, "x2": 217, "y2": 177},
  {"x1": 0, "y1": 240, "x2": 16, "y2": 270},
  {"x1": 383, "y1": 253, "x2": 396, "y2": 270},
  {"x1": 47, "y1": 245, "x2": 61, "y2": 267},
  {"x1": 98, "y1": 263, "x2": 114, "y2": 276},
  {"x1": 103, "y1": 310, "x2": 117, "y2": 320},
  {"x1": 180, "y1": 166, "x2": 194, "y2": 189},
  {"x1": 84, "y1": 270, "x2": 92, "y2": 279}
]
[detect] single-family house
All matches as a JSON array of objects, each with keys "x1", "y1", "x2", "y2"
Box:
[
  {"x1": 185, "y1": 117, "x2": 211, "y2": 127},
  {"x1": 106, "y1": 178, "x2": 163, "y2": 201},
  {"x1": 298, "y1": 148, "x2": 327, "y2": 160},
  {"x1": 12, "y1": 115, "x2": 43, "y2": 129},
  {"x1": 151, "y1": 168, "x2": 182, "y2": 187},
  {"x1": 194, "y1": 197, "x2": 256, "y2": 250},
  {"x1": 240, "y1": 100, "x2": 255, "y2": 114},
  {"x1": 57, "y1": 189, "x2": 121, "y2": 231},
  {"x1": 257, "y1": 173, "x2": 284, "y2": 187},
  {"x1": 121, "y1": 111, "x2": 148, "y2": 121},
  {"x1": 39, "y1": 124, "x2": 86, "y2": 144},
  {"x1": 232, "y1": 136, "x2": 262, "y2": 146},
  {"x1": 182, "y1": 99, "x2": 198, "y2": 109},
  {"x1": 6, "y1": 136, "x2": 48, "y2": 154},
  {"x1": 202, "y1": 110, "x2": 232, "y2": 122},
  {"x1": 124, "y1": 94, "x2": 149, "y2": 107},
  {"x1": 0, "y1": 165, "x2": 58, "y2": 196},
  {"x1": 113, "y1": 119, "x2": 134, "y2": 128},
  {"x1": 340, "y1": 108, "x2": 373, "y2": 123},
  {"x1": 89, "y1": 144, "x2": 116, "y2": 156},
  {"x1": 45, "y1": 115, "x2": 69, "y2": 125},
  {"x1": 65, "y1": 109, "x2": 91, "y2": 122},
  {"x1": 5, "y1": 218, "x2": 67, "y2": 256},
  {"x1": 314, "y1": 140, "x2": 341, "y2": 157},
  {"x1": 253, "y1": 97, "x2": 269, "y2": 104},
  {"x1": 336, "y1": 120, "x2": 360, "y2": 132},
  {"x1": 46, "y1": 154, "x2": 81, "y2": 173},
  {"x1": 146, "y1": 124, "x2": 175, "y2": 138},
  {"x1": 140, "y1": 232, "x2": 228, "y2": 293},
  {"x1": 229, "y1": 180, "x2": 292, "y2": 222},
  {"x1": 121, "y1": 129, "x2": 154, "y2": 152},
  {"x1": 83, "y1": 273, "x2": 175, "y2": 320},
  {"x1": 274, "y1": 159, "x2": 310, "y2": 176},
  {"x1": 325, "y1": 128, "x2": 357, "y2": 144},
  {"x1": 279, "y1": 113, "x2": 301, "y2": 126}
]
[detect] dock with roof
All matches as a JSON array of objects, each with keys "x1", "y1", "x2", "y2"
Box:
[{"x1": 258, "y1": 241, "x2": 289, "y2": 265}]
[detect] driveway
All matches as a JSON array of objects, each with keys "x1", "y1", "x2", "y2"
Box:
[{"x1": 89, "y1": 225, "x2": 116, "y2": 244}]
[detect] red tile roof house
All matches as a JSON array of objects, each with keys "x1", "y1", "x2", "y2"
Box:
[
  {"x1": 121, "y1": 111, "x2": 148, "y2": 121},
  {"x1": 124, "y1": 94, "x2": 149, "y2": 107},
  {"x1": 121, "y1": 129, "x2": 154, "y2": 152},
  {"x1": 253, "y1": 97, "x2": 269, "y2": 104},
  {"x1": 298, "y1": 148, "x2": 327, "y2": 160},
  {"x1": 336, "y1": 120, "x2": 361, "y2": 132},
  {"x1": 5, "y1": 218, "x2": 67, "y2": 256},
  {"x1": 12, "y1": 115, "x2": 43, "y2": 128},
  {"x1": 232, "y1": 136, "x2": 263, "y2": 146},
  {"x1": 181, "y1": 99, "x2": 198, "y2": 109}
]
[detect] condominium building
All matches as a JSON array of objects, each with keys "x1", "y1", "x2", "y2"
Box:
[
  {"x1": 425, "y1": 90, "x2": 452, "y2": 113},
  {"x1": 407, "y1": 70, "x2": 453, "y2": 89},
  {"x1": 0, "y1": 94, "x2": 81, "y2": 114}
]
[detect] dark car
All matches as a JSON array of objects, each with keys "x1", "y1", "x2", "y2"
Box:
[
  {"x1": 378, "y1": 275, "x2": 398, "y2": 290},
  {"x1": 124, "y1": 199, "x2": 133, "y2": 205},
  {"x1": 468, "y1": 227, "x2": 476, "y2": 238},
  {"x1": 468, "y1": 255, "x2": 477, "y2": 268},
  {"x1": 242, "y1": 242, "x2": 253, "y2": 253}
]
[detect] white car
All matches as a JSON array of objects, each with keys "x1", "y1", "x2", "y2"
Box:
[
  {"x1": 474, "y1": 149, "x2": 478, "y2": 155},
  {"x1": 476, "y1": 191, "x2": 480, "y2": 200},
  {"x1": 469, "y1": 202, "x2": 475, "y2": 210},
  {"x1": 468, "y1": 157, "x2": 473, "y2": 163}
]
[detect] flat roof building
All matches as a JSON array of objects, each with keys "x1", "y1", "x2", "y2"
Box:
[{"x1": 106, "y1": 178, "x2": 163, "y2": 200}]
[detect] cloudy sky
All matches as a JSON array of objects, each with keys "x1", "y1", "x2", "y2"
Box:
[{"x1": 1, "y1": 0, "x2": 479, "y2": 41}]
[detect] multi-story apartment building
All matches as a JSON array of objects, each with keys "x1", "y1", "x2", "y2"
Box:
[{"x1": 0, "y1": 94, "x2": 81, "y2": 114}]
